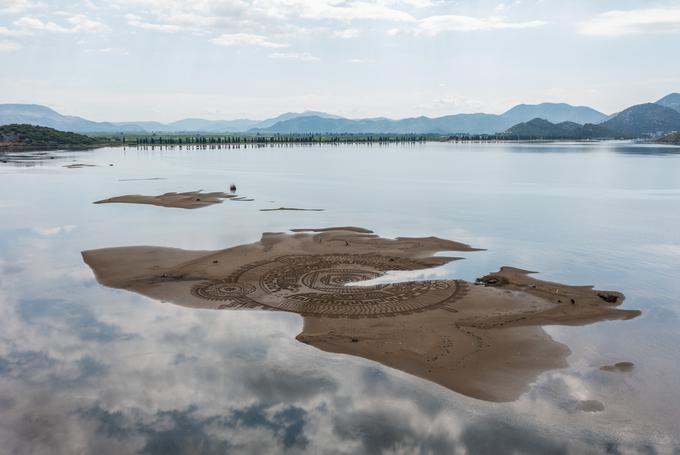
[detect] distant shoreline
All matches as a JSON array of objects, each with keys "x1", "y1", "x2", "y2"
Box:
[
  {"x1": 0, "y1": 138, "x2": 680, "y2": 153},
  {"x1": 2, "y1": 135, "x2": 678, "y2": 154}
]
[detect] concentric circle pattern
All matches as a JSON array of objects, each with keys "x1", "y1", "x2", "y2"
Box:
[{"x1": 191, "y1": 254, "x2": 467, "y2": 318}]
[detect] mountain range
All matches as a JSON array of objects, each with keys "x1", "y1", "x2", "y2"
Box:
[
  {"x1": 656, "y1": 93, "x2": 680, "y2": 113},
  {"x1": 1, "y1": 93, "x2": 679, "y2": 137},
  {"x1": 503, "y1": 102, "x2": 680, "y2": 139},
  {"x1": 249, "y1": 103, "x2": 608, "y2": 135},
  {"x1": 0, "y1": 105, "x2": 345, "y2": 134}
]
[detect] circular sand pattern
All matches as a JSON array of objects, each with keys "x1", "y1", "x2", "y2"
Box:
[
  {"x1": 192, "y1": 282, "x2": 256, "y2": 301},
  {"x1": 191, "y1": 254, "x2": 467, "y2": 318}
]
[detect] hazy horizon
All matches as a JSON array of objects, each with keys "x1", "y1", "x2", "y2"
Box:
[{"x1": 2, "y1": 0, "x2": 680, "y2": 122}]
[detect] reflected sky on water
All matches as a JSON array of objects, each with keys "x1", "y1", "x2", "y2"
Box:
[{"x1": 1, "y1": 142, "x2": 679, "y2": 454}]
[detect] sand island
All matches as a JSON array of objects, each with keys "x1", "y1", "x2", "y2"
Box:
[
  {"x1": 94, "y1": 191, "x2": 242, "y2": 209},
  {"x1": 82, "y1": 227, "x2": 639, "y2": 402}
]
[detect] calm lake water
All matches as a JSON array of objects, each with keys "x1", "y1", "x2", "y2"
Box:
[{"x1": 1, "y1": 142, "x2": 679, "y2": 454}]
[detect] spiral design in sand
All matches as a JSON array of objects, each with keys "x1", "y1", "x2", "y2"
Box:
[{"x1": 191, "y1": 254, "x2": 468, "y2": 318}]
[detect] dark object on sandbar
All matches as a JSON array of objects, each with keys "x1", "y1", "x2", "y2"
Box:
[
  {"x1": 598, "y1": 293, "x2": 619, "y2": 303},
  {"x1": 230, "y1": 184, "x2": 237, "y2": 192},
  {"x1": 475, "y1": 275, "x2": 509, "y2": 287}
]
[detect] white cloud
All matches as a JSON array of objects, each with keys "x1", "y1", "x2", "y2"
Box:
[
  {"x1": 113, "y1": 0, "x2": 416, "y2": 37},
  {"x1": 212, "y1": 32, "x2": 287, "y2": 48},
  {"x1": 67, "y1": 14, "x2": 109, "y2": 33},
  {"x1": 125, "y1": 13, "x2": 183, "y2": 33},
  {"x1": 0, "y1": 0, "x2": 41, "y2": 14},
  {"x1": 333, "y1": 28, "x2": 360, "y2": 39},
  {"x1": 579, "y1": 8, "x2": 680, "y2": 36},
  {"x1": 10, "y1": 15, "x2": 108, "y2": 34},
  {"x1": 0, "y1": 14, "x2": 107, "y2": 51},
  {"x1": 268, "y1": 51, "x2": 319, "y2": 62},
  {"x1": 14, "y1": 16, "x2": 70, "y2": 33},
  {"x1": 108, "y1": 1, "x2": 546, "y2": 53},
  {"x1": 417, "y1": 14, "x2": 546, "y2": 34},
  {"x1": 293, "y1": 1, "x2": 416, "y2": 22}
]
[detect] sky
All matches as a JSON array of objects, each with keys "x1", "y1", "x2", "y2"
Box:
[{"x1": 1, "y1": 0, "x2": 680, "y2": 122}]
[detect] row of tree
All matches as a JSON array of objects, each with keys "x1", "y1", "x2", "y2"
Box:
[{"x1": 130, "y1": 134, "x2": 429, "y2": 145}]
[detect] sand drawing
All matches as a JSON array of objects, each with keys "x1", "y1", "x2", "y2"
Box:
[{"x1": 82, "y1": 227, "x2": 639, "y2": 402}]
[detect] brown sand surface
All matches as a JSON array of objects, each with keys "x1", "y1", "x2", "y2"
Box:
[
  {"x1": 260, "y1": 207, "x2": 325, "y2": 212},
  {"x1": 290, "y1": 226, "x2": 374, "y2": 233},
  {"x1": 600, "y1": 362, "x2": 635, "y2": 373},
  {"x1": 81, "y1": 228, "x2": 639, "y2": 402},
  {"x1": 94, "y1": 191, "x2": 238, "y2": 209}
]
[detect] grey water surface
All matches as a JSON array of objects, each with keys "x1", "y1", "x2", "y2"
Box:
[{"x1": 1, "y1": 142, "x2": 679, "y2": 454}]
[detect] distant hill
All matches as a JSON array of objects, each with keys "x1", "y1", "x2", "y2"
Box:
[
  {"x1": 656, "y1": 93, "x2": 680, "y2": 113},
  {"x1": 658, "y1": 132, "x2": 680, "y2": 145},
  {"x1": 251, "y1": 103, "x2": 609, "y2": 135},
  {"x1": 601, "y1": 103, "x2": 680, "y2": 137},
  {"x1": 0, "y1": 104, "x2": 143, "y2": 133},
  {"x1": 0, "y1": 104, "x2": 350, "y2": 133},
  {"x1": 253, "y1": 111, "x2": 344, "y2": 130},
  {"x1": 9, "y1": 98, "x2": 680, "y2": 136},
  {"x1": 505, "y1": 118, "x2": 622, "y2": 139},
  {"x1": 0, "y1": 124, "x2": 97, "y2": 146},
  {"x1": 250, "y1": 113, "x2": 511, "y2": 135},
  {"x1": 501, "y1": 103, "x2": 607, "y2": 125}
]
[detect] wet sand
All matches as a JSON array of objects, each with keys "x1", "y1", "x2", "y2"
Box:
[
  {"x1": 94, "y1": 191, "x2": 238, "y2": 209},
  {"x1": 82, "y1": 228, "x2": 639, "y2": 402}
]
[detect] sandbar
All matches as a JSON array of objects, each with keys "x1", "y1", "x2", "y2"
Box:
[
  {"x1": 600, "y1": 362, "x2": 634, "y2": 373},
  {"x1": 81, "y1": 228, "x2": 639, "y2": 402},
  {"x1": 94, "y1": 191, "x2": 238, "y2": 209}
]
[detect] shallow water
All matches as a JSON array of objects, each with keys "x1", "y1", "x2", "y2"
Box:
[{"x1": 1, "y1": 142, "x2": 679, "y2": 454}]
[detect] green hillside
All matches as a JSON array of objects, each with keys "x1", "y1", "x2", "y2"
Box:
[
  {"x1": 658, "y1": 132, "x2": 680, "y2": 145},
  {"x1": 0, "y1": 123, "x2": 98, "y2": 147},
  {"x1": 505, "y1": 118, "x2": 622, "y2": 139},
  {"x1": 601, "y1": 103, "x2": 680, "y2": 137}
]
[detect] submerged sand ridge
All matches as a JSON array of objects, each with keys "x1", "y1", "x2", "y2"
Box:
[{"x1": 81, "y1": 228, "x2": 639, "y2": 402}]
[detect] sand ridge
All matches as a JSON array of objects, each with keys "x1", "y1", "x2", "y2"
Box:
[{"x1": 81, "y1": 227, "x2": 639, "y2": 402}]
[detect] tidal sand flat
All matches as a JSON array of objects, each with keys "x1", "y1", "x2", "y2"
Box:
[
  {"x1": 82, "y1": 227, "x2": 638, "y2": 402},
  {"x1": 94, "y1": 191, "x2": 239, "y2": 209}
]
